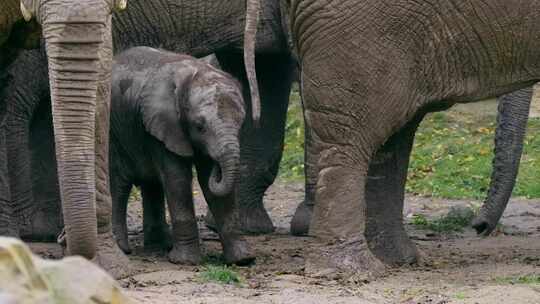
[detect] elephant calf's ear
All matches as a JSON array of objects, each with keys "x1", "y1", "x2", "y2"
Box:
[{"x1": 141, "y1": 81, "x2": 194, "y2": 157}]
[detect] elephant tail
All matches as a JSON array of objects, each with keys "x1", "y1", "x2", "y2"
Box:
[{"x1": 244, "y1": 0, "x2": 261, "y2": 125}]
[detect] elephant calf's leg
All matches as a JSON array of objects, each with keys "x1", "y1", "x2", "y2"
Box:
[
  {"x1": 215, "y1": 53, "x2": 295, "y2": 234},
  {"x1": 111, "y1": 177, "x2": 132, "y2": 254},
  {"x1": 195, "y1": 158, "x2": 255, "y2": 265},
  {"x1": 157, "y1": 153, "x2": 201, "y2": 265},
  {"x1": 291, "y1": 113, "x2": 317, "y2": 236},
  {"x1": 365, "y1": 116, "x2": 423, "y2": 265},
  {"x1": 141, "y1": 183, "x2": 171, "y2": 251}
]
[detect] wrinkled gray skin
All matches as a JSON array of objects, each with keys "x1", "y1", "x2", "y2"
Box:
[
  {"x1": 261, "y1": 0, "x2": 540, "y2": 274},
  {"x1": 110, "y1": 47, "x2": 252, "y2": 265},
  {"x1": 3, "y1": 1, "x2": 295, "y2": 255},
  {"x1": 291, "y1": 76, "x2": 532, "y2": 240},
  {"x1": 0, "y1": 0, "x2": 130, "y2": 276}
]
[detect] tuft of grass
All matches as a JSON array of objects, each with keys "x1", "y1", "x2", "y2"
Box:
[
  {"x1": 198, "y1": 265, "x2": 243, "y2": 285},
  {"x1": 411, "y1": 207, "x2": 475, "y2": 233},
  {"x1": 407, "y1": 111, "x2": 540, "y2": 199},
  {"x1": 495, "y1": 274, "x2": 540, "y2": 285}
]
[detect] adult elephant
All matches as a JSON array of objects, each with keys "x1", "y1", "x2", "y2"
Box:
[
  {"x1": 250, "y1": 0, "x2": 540, "y2": 275},
  {"x1": 0, "y1": 0, "x2": 130, "y2": 270},
  {"x1": 4, "y1": 0, "x2": 292, "y2": 264}
]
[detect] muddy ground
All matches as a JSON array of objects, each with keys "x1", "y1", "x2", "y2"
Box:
[{"x1": 30, "y1": 181, "x2": 540, "y2": 304}]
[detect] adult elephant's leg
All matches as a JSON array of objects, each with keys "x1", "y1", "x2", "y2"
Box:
[
  {"x1": 364, "y1": 115, "x2": 424, "y2": 265},
  {"x1": 141, "y1": 183, "x2": 171, "y2": 250},
  {"x1": 28, "y1": 98, "x2": 63, "y2": 240},
  {"x1": 291, "y1": 83, "x2": 318, "y2": 236},
  {"x1": 195, "y1": 156, "x2": 255, "y2": 265},
  {"x1": 6, "y1": 71, "x2": 45, "y2": 238},
  {"x1": 0, "y1": 97, "x2": 15, "y2": 237},
  {"x1": 302, "y1": 81, "x2": 393, "y2": 276},
  {"x1": 215, "y1": 52, "x2": 295, "y2": 234}
]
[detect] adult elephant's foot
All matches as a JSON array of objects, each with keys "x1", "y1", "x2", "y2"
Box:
[
  {"x1": 144, "y1": 224, "x2": 173, "y2": 251},
  {"x1": 290, "y1": 200, "x2": 313, "y2": 236},
  {"x1": 366, "y1": 226, "x2": 419, "y2": 266},
  {"x1": 168, "y1": 242, "x2": 202, "y2": 265},
  {"x1": 94, "y1": 231, "x2": 132, "y2": 279},
  {"x1": 238, "y1": 202, "x2": 274, "y2": 234},
  {"x1": 305, "y1": 238, "x2": 386, "y2": 280},
  {"x1": 112, "y1": 224, "x2": 131, "y2": 254},
  {"x1": 221, "y1": 236, "x2": 255, "y2": 266},
  {"x1": 204, "y1": 203, "x2": 274, "y2": 235}
]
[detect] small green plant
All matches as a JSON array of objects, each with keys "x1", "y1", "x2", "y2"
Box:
[
  {"x1": 199, "y1": 265, "x2": 243, "y2": 285},
  {"x1": 495, "y1": 274, "x2": 540, "y2": 285},
  {"x1": 455, "y1": 292, "x2": 467, "y2": 300},
  {"x1": 411, "y1": 207, "x2": 475, "y2": 233}
]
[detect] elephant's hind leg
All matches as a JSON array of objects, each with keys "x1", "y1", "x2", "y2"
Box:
[
  {"x1": 141, "y1": 183, "x2": 172, "y2": 251},
  {"x1": 365, "y1": 115, "x2": 424, "y2": 265}
]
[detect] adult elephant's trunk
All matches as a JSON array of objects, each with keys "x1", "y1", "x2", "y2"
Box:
[
  {"x1": 472, "y1": 87, "x2": 532, "y2": 235},
  {"x1": 209, "y1": 138, "x2": 240, "y2": 197},
  {"x1": 244, "y1": 0, "x2": 261, "y2": 124},
  {"x1": 41, "y1": 19, "x2": 111, "y2": 259}
]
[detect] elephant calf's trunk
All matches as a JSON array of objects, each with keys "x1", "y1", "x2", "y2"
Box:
[{"x1": 209, "y1": 141, "x2": 240, "y2": 197}]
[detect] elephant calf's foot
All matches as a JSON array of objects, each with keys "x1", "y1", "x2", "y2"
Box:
[
  {"x1": 366, "y1": 227, "x2": 419, "y2": 266},
  {"x1": 305, "y1": 238, "x2": 386, "y2": 281},
  {"x1": 290, "y1": 200, "x2": 313, "y2": 236},
  {"x1": 168, "y1": 242, "x2": 202, "y2": 265},
  {"x1": 144, "y1": 225, "x2": 173, "y2": 251},
  {"x1": 221, "y1": 237, "x2": 255, "y2": 266},
  {"x1": 94, "y1": 231, "x2": 132, "y2": 279}
]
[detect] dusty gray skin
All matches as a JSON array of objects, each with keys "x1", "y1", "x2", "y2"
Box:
[
  {"x1": 3, "y1": 1, "x2": 296, "y2": 249},
  {"x1": 251, "y1": 0, "x2": 540, "y2": 274},
  {"x1": 110, "y1": 47, "x2": 252, "y2": 265}
]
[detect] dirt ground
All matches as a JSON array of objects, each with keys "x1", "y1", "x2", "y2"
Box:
[{"x1": 30, "y1": 181, "x2": 540, "y2": 304}]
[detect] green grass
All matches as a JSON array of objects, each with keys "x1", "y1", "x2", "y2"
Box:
[
  {"x1": 407, "y1": 111, "x2": 540, "y2": 199},
  {"x1": 278, "y1": 90, "x2": 540, "y2": 199},
  {"x1": 411, "y1": 207, "x2": 475, "y2": 233},
  {"x1": 495, "y1": 274, "x2": 540, "y2": 285},
  {"x1": 198, "y1": 265, "x2": 243, "y2": 285}
]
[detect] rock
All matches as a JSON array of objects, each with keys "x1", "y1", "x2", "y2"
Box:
[{"x1": 0, "y1": 237, "x2": 136, "y2": 304}]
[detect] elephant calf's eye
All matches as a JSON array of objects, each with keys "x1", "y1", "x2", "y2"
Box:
[{"x1": 194, "y1": 121, "x2": 206, "y2": 133}]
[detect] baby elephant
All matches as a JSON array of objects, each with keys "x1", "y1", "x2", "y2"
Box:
[{"x1": 110, "y1": 47, "x2": 252, "y2": 265}]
